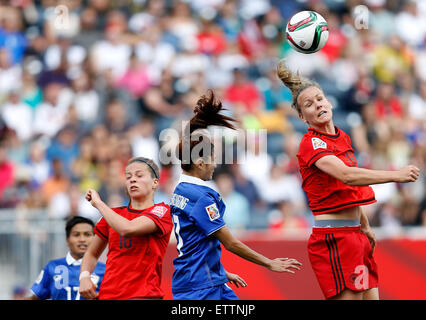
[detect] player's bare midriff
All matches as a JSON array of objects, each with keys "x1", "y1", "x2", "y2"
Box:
[{"x1": 314, "y1": 206, "x2": 360, "y2": 221}]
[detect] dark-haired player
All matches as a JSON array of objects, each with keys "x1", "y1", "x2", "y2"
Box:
[
  {"x1": 28, "y1": 216, "x2": 105, "y2": 300},
  {"x1": 170, "y1": 90, "x2": 302, "y2": 300}
]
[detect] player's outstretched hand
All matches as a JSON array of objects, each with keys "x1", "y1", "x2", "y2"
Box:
[
  {"x1": 226, "y1": 271, "x2": 247, "y2": 288},
  {"x1": 79, "y1": 277, "x2": 98, "y2": 300},
  {"x1": 397, "y1": 165, "x2": 420, "y2": 183},
  {"x1": 268, "y1": 258, "x2": 302, "y2": 273},
  {"x1": 85, "y1": 189, "x2": 102, "y2": 208}
]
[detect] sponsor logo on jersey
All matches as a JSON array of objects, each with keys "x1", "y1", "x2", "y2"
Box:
[
  {"x1": 312, "y1": 137, "x2": 327, "y2": 150},
  {"x1": 205, "y1": 203, "x2": 220, "y2": 221},
  {"x1": 151, "y1": 205, "x2": 167, "y2": 218}
]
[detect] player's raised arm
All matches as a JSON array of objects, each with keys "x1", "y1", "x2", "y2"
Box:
[
  {"x1": 214, "y1": 226, "x2": 302, "y2": 273},
  {"x1": 315, "y1": 155, "x2": 420, "y2": 186},
  {"x1": 86, "y1": 189, "x2": 158, "y2": 237}
]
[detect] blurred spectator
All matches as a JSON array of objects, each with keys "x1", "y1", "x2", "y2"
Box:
[
  {"x1": 268, "y1": 200, "x2": 310, "y2": 233},
  {"x1": 12, "y1": 284, "x2": 28, "y2": 300},
  {"x1": 372, "y1": 82, "x2": 404, "y2": 120},
  {"x1": 257, "y1": 163, "x2": 307, "y2": 213},
  {"x1": 128, "y1": 0, "x2": 166, "y2": 35},
  {"x1": 0, "y1": 142, "x2": 14, "y2": 203},
  {"x1": 41, "y1": 158, "x2": 70, "y2": 203},
  {"x1": 368, "y1": 0, "x2": 396, "y2": 40},
  {"x1": 0, "y1": 6, "x2": 27, "y2": 65},
  {"x1": 46, "y1": 126, "x2": 79, "y2": 177},
  {"x1": 196, "y1": 17, "x2": 227, "y2": 56},
  {"x1": 214, "y1": 170, "x2": 250, "y2": 233},
  {"x1": 134, "y1": 24, "x2": 176, "y2": 85},
  {"x1": 394, "y1": 0, "x2": 426, "y2": 48},
  {"x1": 1, "y1": 90, "x2": 33, "y2": 141},
  {"x1": 114, "y1": 52, "x2": 151, "y2": 98},
  {"x1": 25, "y1": 140, "x2": 50, "y2": 189},
  {"x1": 71, "y1": 135, "x2": 100, "y2": 190},
  {"x1": 0, "y1": 49, "x2": 22, "y2": 99},
  {"x1": 371, "y1": 35, "x2": 412, "y2": 84},
  {"x1": 319, "y1": 12, "x2": 348, "y2": 64},
  {"x1": 48, "y1": 182, "x2": 100, "y2": 221},
  {"x1": 69, "y1": 70, "x2": 100, "y2": 125},
  {"x1": 224, "y1": 67, "x2": 264, "y2": 115},
  {"x1": 89, "y1": 10, "x2": 131, "y2": 80},
  {"x1": 239, "y1": 133, "x2": 273, "y2": 188},
  {"x1": 103, "y1": 99, "x2": 132, "y2": 135},
  {"x1": 98, "y1": 158, "x2": 126, "y2": 207},
  {"x1": 166, "y1": 0, "x2": 199, "y2": 51},
  {"x1": 129, "y1": 117, "x2": 160, "y2": 166},
  {"x1": 32, "y1": 83, "x2": 71, "y2": 138}
]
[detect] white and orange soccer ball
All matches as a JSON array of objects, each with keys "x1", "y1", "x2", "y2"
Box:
[{"x1": 285, "y1": 11, "x2": 329, "y2": 54}]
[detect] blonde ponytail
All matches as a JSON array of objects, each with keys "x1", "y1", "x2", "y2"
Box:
[{"x1": 276, "y1": 59, "x2": 321, "y2": 113}]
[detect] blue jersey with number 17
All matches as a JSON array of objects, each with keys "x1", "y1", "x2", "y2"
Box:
[
  {"x1": 170, "y1": 174, "x2": 228, "y2": 294},
  {"x1": 30, "y1": 252, "x2": 105, "y2": 300}
]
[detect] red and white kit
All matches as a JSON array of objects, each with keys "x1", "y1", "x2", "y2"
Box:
[{"x1": 94, "y1": 203, "x2": 173, "y2": 300}]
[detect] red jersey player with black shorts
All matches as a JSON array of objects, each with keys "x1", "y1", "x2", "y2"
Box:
[
  {"x1": 79, "y1": 157, "x2": 173, "y2": 300},
  {"x1": 277, "y1": 60, "x2": 420, "y2": 300}
]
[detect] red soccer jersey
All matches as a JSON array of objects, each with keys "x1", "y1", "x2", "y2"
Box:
[
  {"x1": 297, "y1": 126, "x2": 376, "y2": 215},
  {"x1": 94, "y1": 202, "x2": 173, "y2": 300}
]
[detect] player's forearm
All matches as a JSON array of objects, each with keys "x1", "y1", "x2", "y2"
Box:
[
  {"x1": 81, "y1": 236, "x2": 106, "y2": 274},
  {"x1": 225, "y1": 239, "x2": 271, "y2": 268},
  {"x1": 80, "y1": 251, "x2": 98, "y2": 274},
  {"x1": 342, "y1": 167, "x2": 399, "y2": 186},
  {"x1": 94, "y1": 201, "x2": 133, "y2": 236}
]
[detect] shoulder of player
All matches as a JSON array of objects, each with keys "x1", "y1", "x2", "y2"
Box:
[{"x1": 144, "y1": 202, "x2": 171, "y2": 220}]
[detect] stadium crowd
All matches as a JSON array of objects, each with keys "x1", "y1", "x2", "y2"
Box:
[{"x1": 0, "y1": 0, "x2": 424, "y2": 236}]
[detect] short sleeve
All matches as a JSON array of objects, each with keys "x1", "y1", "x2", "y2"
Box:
[
  {"x1": 143, "y1": 204, "x2": 173, "y2": 237},
  {"x1": 298, "y1": 136, "x2": 334, "y2": 167},
  {"x1": 94, "y1": 217, "x2": 109, "y2": 241},
  {"x1": 191, "y1": 194, "x2": 226, "y2": 236},
  {"x1": 30, "y1": 265, "x2": 51, "y2": 300}
]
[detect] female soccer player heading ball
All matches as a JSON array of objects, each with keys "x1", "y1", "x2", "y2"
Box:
[
  {"x1": 170, "y1": 90, "x2": 302, "y2": 300},
  {"x1": 276, "y1": 60, "x2": 420, "y2": 300}
]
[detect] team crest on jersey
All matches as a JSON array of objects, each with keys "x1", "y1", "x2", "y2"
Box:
[
  {"x1": 151, "y1": 206, "x2": 167, "y2": 218},
  {"x1": 205, "y1": 203, "x2": 220, "y2": 221},
  {"x1": 312, "y1": 137, "x2": 327, "y2": 150}
]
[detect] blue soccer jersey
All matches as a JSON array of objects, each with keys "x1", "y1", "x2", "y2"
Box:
[
  {"x1": 170, "y1": 174, "x2": 228, "y2": 295},
  {"x1": 31, "y1": 252, "x2": 105, "y2": 300}
]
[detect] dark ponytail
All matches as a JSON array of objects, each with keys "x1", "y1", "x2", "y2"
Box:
[{"x1": 177, "y1": 90, "x2": 237, "y2": 171}]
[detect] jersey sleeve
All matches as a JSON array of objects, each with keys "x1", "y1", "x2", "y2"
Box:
[
  {"x1": 143, "y1": 204, "x2": 173, "y2": 238},
  {"x1": 298, "y1": 135, "x2": 334, "y2": 167},
  {"x1": 191, "y1": 194, "x2": 226, "y2": 236},
  {"x1": 94, "y1": 217, "x2": 109, "y2": 241},
  {"x1": 30, "y1": 264, "x2": 51, "y2": 300}
]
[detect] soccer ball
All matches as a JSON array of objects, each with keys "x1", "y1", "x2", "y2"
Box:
[{"x1": 285, "y1": 11, "x2": 329, "y2": 54}]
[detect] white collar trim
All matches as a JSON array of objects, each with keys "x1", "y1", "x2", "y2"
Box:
[
  {"x1": 66, "y1": 252, "x2": 82, "y2": 266},
  {"x1": 178, "y1": 174, "x2": 219, "y2": 193}
]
